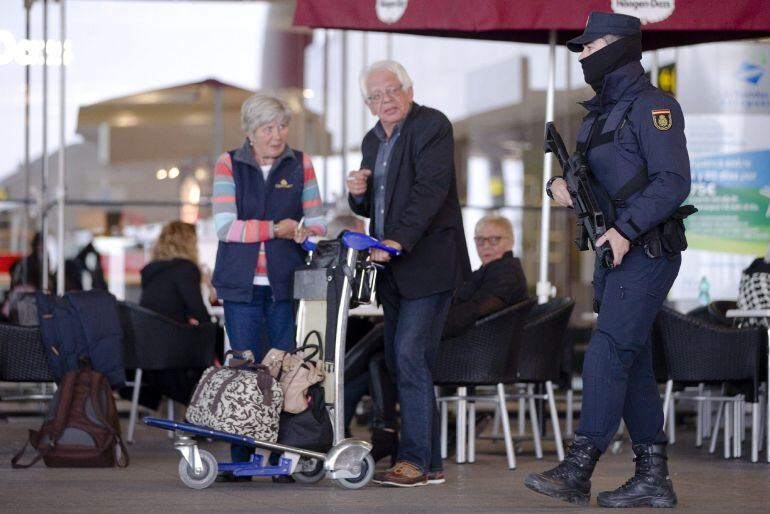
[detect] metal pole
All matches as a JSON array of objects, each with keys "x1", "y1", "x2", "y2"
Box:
[
  {"x1": 651, "y1": 50, "x2": 660, "y2": 87},
  {"x1": 56, "y1": 0, "x2": 66, "y2": 295},
  {"x1": 22, "y1": 0, "x2": 32, "y2": 282},
  {"x1": 322, "y1": 30, "x2": 329, "y2": 202},
  {"x1": 212, "y1": 82, "x2": 223, "y2": 161},
  {"x1": 341, "y1": 30, "x2": 348, "y2": 194},
  {"x1": 361, "y1": 32, "x2": 368, "y2": 138},
  {"x1": 41, "y1": 0, "x2": 49, "y2": 292},
  {"x1": 536, "y1": 30, "x2": 557, "y2": 304}
]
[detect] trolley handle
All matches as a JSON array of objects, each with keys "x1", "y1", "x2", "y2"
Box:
[
  {"x1": 301, "y1": 231, "x2": 401, "y2": 256},
  {"x1": 341, "y1": 231, "x2": 401, "y2": 255}
]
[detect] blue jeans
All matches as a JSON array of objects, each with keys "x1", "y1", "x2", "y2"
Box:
[
  {"x1": 223, "y1": 285, "x2": 295, "y2": 463},
  {"x1": 378, "y1": 273, "x2": 452, "y2": 474},
  {"x1": 577, "y1": 248, "x2": 681, "y2": 452},
  {"x1": 223, "y1": 285, "x2": 295, "y2": 361}
]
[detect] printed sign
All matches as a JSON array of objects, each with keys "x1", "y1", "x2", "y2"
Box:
[
  {"x1": 611, "y1": 0, "x2": 674, "y2": 24},
  {"x1": 376, "y1": 0, "x2": 408, "y2": 24}
]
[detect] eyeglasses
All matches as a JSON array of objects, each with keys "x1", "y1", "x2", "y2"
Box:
[
  {"x1": 474, "y1": 236, "x2": 508, "y2": 247},
  {"x1": 365, "y1": 85, "x2": 404, "y2": 104}
]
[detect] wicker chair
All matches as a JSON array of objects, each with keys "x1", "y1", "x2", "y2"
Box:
[
  {"x1": 118, "y1": 302, "x2": 217, "y2": 443},
  {"x1": 433, "y1": 298, "x2": 536, "y2": 469},
  {"x1": 657, "y1": 306, "x2": 766, "y2": 461},
  {"x1": 501, "y1": 297, "x2": 575, "y2": 462},
  {"x1": 0, "y1": 323, "x2": 56, "y2": 402}
]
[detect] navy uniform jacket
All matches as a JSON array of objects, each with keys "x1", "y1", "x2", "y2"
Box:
[{"x1": 576, "y1": 61, "x2": 691, "y2": 243}]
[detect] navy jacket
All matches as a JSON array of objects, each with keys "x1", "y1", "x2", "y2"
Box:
[
  {"x1": 36, "y1": 290, "x2": 125, "y2": 388},
  {"x1": 212, "y1": 144, "x2": 306, "y2": 302},
  {"x1": 349, "y1": 103, "x2": 471, "y2": 299},
  {"x1": 576, "y1": 61, "x2": 691, "y2": 243}
]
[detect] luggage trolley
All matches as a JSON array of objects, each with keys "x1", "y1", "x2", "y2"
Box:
[{"x1": 144, "y1": 231, "x2": 397, "y2": 490}]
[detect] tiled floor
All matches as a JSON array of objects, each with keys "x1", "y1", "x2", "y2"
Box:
[{"x1": 2, "y1": 412, "x2": 769, "y2": 513}]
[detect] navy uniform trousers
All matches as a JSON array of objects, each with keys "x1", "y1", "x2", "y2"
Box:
[{"x1": 577, "y1": 246, "x2": 681, "y2": 453}]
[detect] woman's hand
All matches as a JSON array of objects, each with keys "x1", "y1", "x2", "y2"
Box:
[
  {"x1": 274, "y1": 218, "x2": 299, "y2": 239},
  {"x1": 550, "y1": 178, "x2": 573, "y2": 208},
  {"x1": 293, "y1": 226, "x2": 313, "y2": 244}
]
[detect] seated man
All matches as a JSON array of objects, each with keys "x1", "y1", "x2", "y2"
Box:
[
  {"x1": 443, "y1": 214, "x2": 528, "y2": 338},
  {"x1": 345, "y1": 214, "x2": 528, "y2": 471}
]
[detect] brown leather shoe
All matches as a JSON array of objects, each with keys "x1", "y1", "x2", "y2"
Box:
[
  {"x1": 372, "y1": 461, "x2": 428, "y2": 487},
  {"x1": 427, "y1": 471, "x2": 446, "y2": 485}
]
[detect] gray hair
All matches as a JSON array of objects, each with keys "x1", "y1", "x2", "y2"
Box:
[
  {"x1": 240, "y1": 92, "x2": 293, "y2": 135},
  {"x1": 476, "y1": 214, "x2": 514, "y2": 241},
  {"x1": 359, "y1": 60, "x2": 414, "y2": 99}
]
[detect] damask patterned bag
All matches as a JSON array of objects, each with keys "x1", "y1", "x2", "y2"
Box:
[{"x1": 186, "y1": 353, "x2": 283, "y2": 442}]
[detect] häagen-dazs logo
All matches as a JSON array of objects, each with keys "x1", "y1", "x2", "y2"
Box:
[
  {"x1": 376, "y1": 0, "x2": 408, "y2": 24},
  {"x1": 611, "y1": 0, "x2": 675, "y2": 24}
]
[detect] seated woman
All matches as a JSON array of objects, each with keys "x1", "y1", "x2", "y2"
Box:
[
  {"x1": 345, "y1": 214, "x2": 529, "y2": 466},
  {"x1": 139, "y1": 220, "x2": 214, "y2": 405}
]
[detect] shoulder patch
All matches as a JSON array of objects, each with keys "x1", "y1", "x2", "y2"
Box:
[{"x1": 651, "y1": 109, "x2": 672, "y2": 131}]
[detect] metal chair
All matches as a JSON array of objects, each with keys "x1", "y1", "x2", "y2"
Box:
[
  {"x1": 118, "y1": 302, "x2": 217, "y2": 443},
  {"x1": 657, "y1": 306, "x2": 766, "y2": 461},
  {"x1": 433, "y1": 298, "x2": 536, "y2": 469},
  {"x1": 502, "y1": 298, "x2": 575, "y2": 462},
  {"x1": 0, "y1": 323, "x2": 56, "y2": 402}
]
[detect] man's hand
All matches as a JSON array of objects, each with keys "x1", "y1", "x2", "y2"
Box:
[
  {"x1": 347, "y1": 168, "x2": 372, "y2": 196},
  {"x1": 596, "y1": 228, "x2": 630, "y2": 267},
  {"x1": 274, "y1": 218, "x2": 299, "y2": 239},
  {"x1": 549, "y1": 177, "x2": 573, "y2": 208},
  {"x1": 370, "y1": 239, "x2": 402, "y2": 263}
]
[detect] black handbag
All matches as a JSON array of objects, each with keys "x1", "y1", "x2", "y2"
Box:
[{"x1": 277, "y1": 385, "x2": 333, "y2": 452}]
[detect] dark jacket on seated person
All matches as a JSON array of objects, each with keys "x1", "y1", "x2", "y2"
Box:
[
  {"x1": 138, "y1": 258, "x2": 212, "y2": 405},
  {"x1": 442, "y1": 251, "x2": 528, "y2": 338},
  {"x1": 140, "y1": 258, "x2": 210, "y2": 324}
]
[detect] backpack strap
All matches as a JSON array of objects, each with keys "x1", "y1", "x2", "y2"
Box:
[{"x1": 87, "y1": 370, "x2": 130, "y2": 467}]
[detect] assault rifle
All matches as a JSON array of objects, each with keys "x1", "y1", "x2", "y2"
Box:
[{"x1": 544, "y1": 122, "x2": 614, "y2": 269}]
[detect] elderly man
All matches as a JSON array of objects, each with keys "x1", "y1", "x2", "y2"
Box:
[
  {"x1": 443, "y1": 214, "x2": 528, "y2": 338},
  {"x1": 525, "y1": 12, "x2": 690, "y2": 508},
  {"x1": 348, "y1": 60, "x2": 470, "y2": 487}
]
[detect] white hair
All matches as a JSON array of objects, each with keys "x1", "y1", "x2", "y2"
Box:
[
  {"x1": 476, "y1": 214, "x2": 514, "y2": 241},
  {"x1": 240, "y1": 92, "x2": 293, "y2": 135},
  {"x1": 602, "y1": 34, "x2": 623, "y2": 45},
  {"x1": 359, "y1": 60, "x2": 414, "y2": 99}
]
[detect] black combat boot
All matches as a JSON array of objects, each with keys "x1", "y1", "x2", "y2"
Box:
[
  {"x1": 596, "y1": 443, "x2": 677, "y2": 508},
  {"x1": 523, "y1": 435, "x2": 601, "y2": 505}
]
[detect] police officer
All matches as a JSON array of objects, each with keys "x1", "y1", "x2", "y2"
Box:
[{"x1": 524, "y1": 12, "x2": 690, "y2": 508}]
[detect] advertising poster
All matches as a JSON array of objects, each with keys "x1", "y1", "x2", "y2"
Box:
[{"x1": 670, "y1": 42, "x2": 770, "y2": 303}]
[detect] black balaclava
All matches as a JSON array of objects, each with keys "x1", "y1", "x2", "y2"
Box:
[{"x1": 580, "y1": 34, "x2": 642, "y2": 93}]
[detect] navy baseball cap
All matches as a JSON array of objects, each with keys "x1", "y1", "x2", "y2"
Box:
[{"x1": 566, "y1": 12, "x2": 641, "y2": 52}]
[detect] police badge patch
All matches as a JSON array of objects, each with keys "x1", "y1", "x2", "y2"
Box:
[{"x1": 651, "y1": 109, "x2": 672, "y2": 131}]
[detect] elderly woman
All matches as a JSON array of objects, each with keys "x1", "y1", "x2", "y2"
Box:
[
  {"x1": 212, "y1": 92, "x2": 326, "y2": 360},
  {"x1": 212, "y1": 92, "x2": 326, "y2": 472}
]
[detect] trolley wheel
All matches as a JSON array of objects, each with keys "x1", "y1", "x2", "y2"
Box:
[
  {"x1": 333, "y1": 454, "x2": 374, "y2": 490},
  {"x1": 178, "y1": 449, "x2": 218, "y2": 490},
  {"x1": 292, "y1": 457, "x2": 326, "y2": 484}
]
